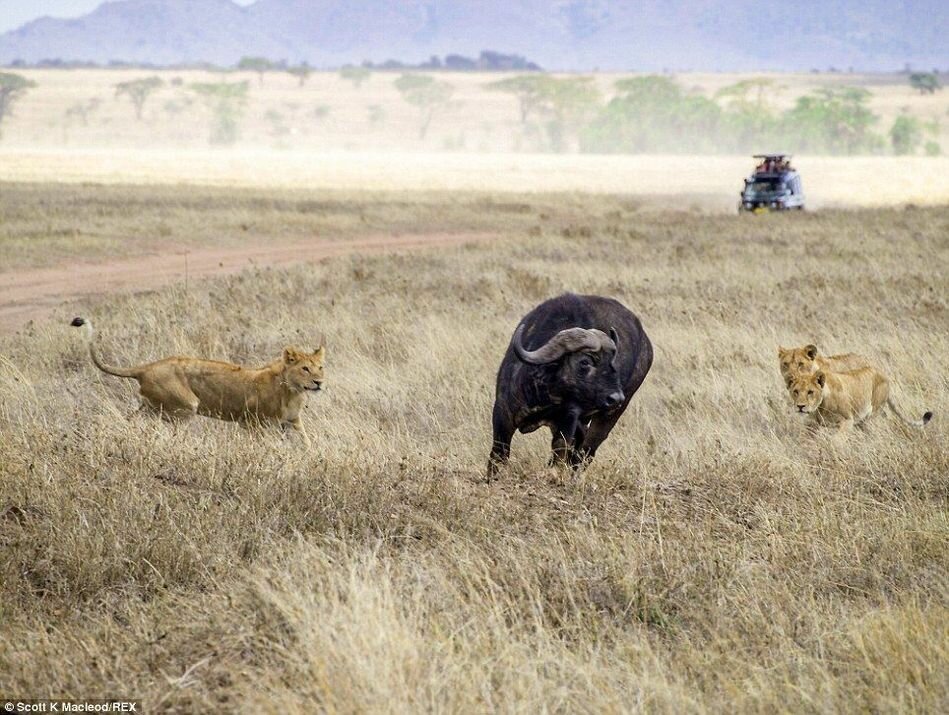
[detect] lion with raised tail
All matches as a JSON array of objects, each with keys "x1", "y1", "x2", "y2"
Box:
[
  {"x1": 71, "y1": 317, "x2": 325, "y2": 444},
  {"x1": 785, "y1": 367, "x2": 932, "y2": 434}
]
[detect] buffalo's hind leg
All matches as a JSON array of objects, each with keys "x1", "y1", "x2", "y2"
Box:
[{"x1": 487, "y1": 403, "x2": 514, "y2": 480}]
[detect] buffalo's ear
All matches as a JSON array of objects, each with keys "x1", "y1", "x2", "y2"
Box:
[
  {"x1": 814, "y1": 371, "x2": 826, "y2": 388},
  {"x1": 283, "y1": 347, "x2": 299, "y2": 364},
  {"x1": 805, "y1": 344, "x2": 818, "y2": 360}
]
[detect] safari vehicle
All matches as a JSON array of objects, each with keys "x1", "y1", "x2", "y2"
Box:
[{"x1": 739, "y1": 154, "x2": 805, "y2": 213}]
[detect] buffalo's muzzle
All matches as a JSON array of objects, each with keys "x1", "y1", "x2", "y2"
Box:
[{"x1": 604, "y1": 391, "x2": 625, "y2": 408}]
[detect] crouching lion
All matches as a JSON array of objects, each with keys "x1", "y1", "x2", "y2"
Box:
[
  {"x1": 785, "y1": 367, "x2": 932, "y2": 434},
  {"x1": 71, "y1": 317, "x2": 324, "y2": 444},
  {"x1": 777, "y1": 343, "x2": 871, "y2": 381}
]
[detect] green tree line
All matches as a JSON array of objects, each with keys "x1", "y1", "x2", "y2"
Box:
[{"x1": 493, "y1": 75, "x2": 940, "y2": 156}]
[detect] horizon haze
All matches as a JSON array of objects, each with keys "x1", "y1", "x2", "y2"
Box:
[{"x1": 0, "y1": 0, "x2": 946, "y2": 72}]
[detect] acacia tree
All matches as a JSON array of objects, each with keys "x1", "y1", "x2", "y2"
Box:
[
  {"x1": 238, "y1": 56, "x2": 274, "y2": 85},
  {"x1": 541, "y1": 77, "x2": 600, "y2": 151},
  {"x1": 340, "y1": 65, "x2": 371, "y2": 88},
  {"x1": 488, "y1": 75, "x2": 599, "y2": 150},
  {"x1": 581, "y1": 76, "x2": 722, "y2": 154},
  {"x1": 115, "y1": 76, "x2": 163, "y2": 120},
  {"x1": 394, "y1": 74, "x2": 454, "y2": 139},
  {"x1": 781, "y1": 87, "x2": 882, "y2": 154},
  {"x1": 0, "y1": 72, "x2": 37, "y2": 138},
  {"x1": 288, "y1": 62, "x2": 312, "y2": 87},
  {"x1": 190, "y1": 81, "x2": 249, "y2": 145},
  {"x1": 486, "y1": 75, "x2": 550, "y2": 124},
  {"x1": 714, "y1": 77, "x2": 784, "y2": 150},
  {"x1": 714, "y1": 77, "x2": 783, "y2": 116}
]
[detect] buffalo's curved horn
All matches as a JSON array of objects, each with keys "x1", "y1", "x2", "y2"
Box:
[
  {"x1": 512, "y1": 324, "x2": 612, "y2": 365},
  {"x1": 609, "y1": 327, "x2": 619, "y2": 368}
]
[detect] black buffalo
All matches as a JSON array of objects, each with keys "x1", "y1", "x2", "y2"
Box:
[{"x1": 487, "y1": 293, "x2": 653, "y2": 477}]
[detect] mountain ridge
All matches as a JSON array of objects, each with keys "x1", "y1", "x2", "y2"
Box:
[{"x1": 1, "y1": 0, "x2": 946, "y2": 71}]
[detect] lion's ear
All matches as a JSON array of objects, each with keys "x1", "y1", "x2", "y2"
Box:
[
  {"x1": 777, "y1": 346, "x2": 786, "y2": 357},
  {"x1": 283, "y1": 347, "x2": 299, "y2": 364},
  {"x1": 814, "y1": 371, "x2": 826, "y2": 388},
  {"x1": 805, "y1": 344, "x2": 818, "y2": 360},
  {"x1": 313, "y1": 346, "x2": 325, "y2": 358}
]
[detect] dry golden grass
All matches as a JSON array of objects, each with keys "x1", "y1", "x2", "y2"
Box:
[
  {"x1": 0, "y1": 182, "x2": 540, "y2": 269},
  {"x1": 2, "y1": 151, "x2": 949, "y2": 210},
  {"x1": 1, "y1": 187, "x2": 947, "y2": 712}
]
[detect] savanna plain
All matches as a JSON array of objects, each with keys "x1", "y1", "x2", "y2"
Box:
[{"x1": 0, "y1": 182, "x2": 947, "y2": 712}]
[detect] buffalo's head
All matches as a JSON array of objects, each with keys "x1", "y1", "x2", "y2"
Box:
[{"x1": 512, "y1": 324, "x2": 624, "y2": 412}]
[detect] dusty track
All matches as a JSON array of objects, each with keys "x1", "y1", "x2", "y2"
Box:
[{"x1": 0, "y1": 232, "x2": 493, "y2": 335}]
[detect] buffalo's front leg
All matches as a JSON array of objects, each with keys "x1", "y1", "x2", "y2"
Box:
[
  {"x1": 549, "y1": 409, "x2": 581, "y2": 467},
  {"x1": 571, "y1": 405, "x2": 626, "y2": 467},
  {"x1": 487, "y1": 402, "x2": 515, "y2": 479}
]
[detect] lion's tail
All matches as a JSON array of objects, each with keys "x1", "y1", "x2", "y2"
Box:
[
  {"x1": 886, "y1": 397, "x2": 933, "y2": 429},
  {"x1": 70, "y1": 317, "x2": 141, "y2": 379}
]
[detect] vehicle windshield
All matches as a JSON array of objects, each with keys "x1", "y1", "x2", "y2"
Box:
[{"x1": 745, "y1": 179, "x2": 786, "y2": 195}]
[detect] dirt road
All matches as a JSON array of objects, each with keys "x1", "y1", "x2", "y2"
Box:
[{"x1": 0, "y1": 232, "x2": 493, "y2": 336}]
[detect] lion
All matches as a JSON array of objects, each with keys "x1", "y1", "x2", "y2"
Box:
[
  {"x1": 778, "y1": 344, "x2": 872, "y2": 381},
  {"x1": 785, "y1": 367, "x2": 932, "y2": 433},
  {"x1": 71, "y1": 317, "x2": 324, "y2": 444}
]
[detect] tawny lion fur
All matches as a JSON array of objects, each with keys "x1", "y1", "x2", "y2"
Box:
[
  {"x1": 71, "y1": 317, "x2": 324, "y2": 444},
  {"x1": 785, "y1": 367, "x2": 932, "y2": 434},
  {"x1": 777, "y1": 343, "x2": 872, "y2": 381}
]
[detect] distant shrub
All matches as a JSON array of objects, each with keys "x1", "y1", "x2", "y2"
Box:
[
  {"x1": 313, "y1": 104, "x2": 331, "y2": 120},
  {"x1": 909, "y1": 72, "x2": 940, "y2": 95},
  {"x1": 190, "y1": 81, "x2": 249, "y2": 145},
  {"x1": 65, "y1": 97, "x2": 102, "y2": 126},
  {"x1": 238, "y1": 56, "x2": 275, "y2": 85},
  {"x1": 264, "y1": 109, "x2": 289, "y2": 138},
  {"x1": 890, "y1": 116, "x2": 923, "y2": 155},
  {"x1": 340, "y1": 66, "x2": 371, "y2": 88},
  {"x1": 367, "y1": 104, "x2": 385, "y2": 127}
]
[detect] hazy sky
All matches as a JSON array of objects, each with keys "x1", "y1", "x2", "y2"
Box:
[{"x1": 0, "y1": 1, "x2": 255, "y2": 34}]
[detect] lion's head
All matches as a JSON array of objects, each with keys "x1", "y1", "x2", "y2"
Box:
[
  {"x1": 785, "y1": 370, "x2": 825, "y2": 415},
  {"x1": 778, "y1": 344, "x2": 819, "y2": 379},
  {"x1": 282, "y1": 345, "x2": 325, "y2": 393}
]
